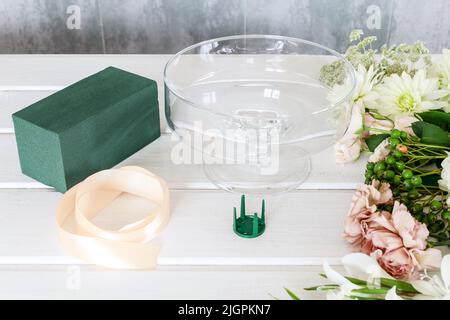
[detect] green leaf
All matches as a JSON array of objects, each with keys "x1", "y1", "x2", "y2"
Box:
[
  {"x1": 418, "y1": 111, "x2": 450, "y2": 130},
  {"x1": 304, "y1": 284, "x2": 339, "y2": 291},
  {"x1": 284, "y1": 287, "x2": 301, "y2": 300},
  {"x1": 366, "y1": 134, "x2": 390, "y2": 152},
  {"x1": 349, "y1": 295, "x2": 384, "y2": 300},
  {"x1": 352, "y1": 287, "x2": 389, "y2": 294},
  {"x1": 344, "y1": 276, "x2": 370, "y2": 286},
  {"x1": 268, "y1": 293, "x2": 280, "y2": 300},
  {"x1": 380, "y1": 278, "x2": 419, "y2": 293},
  {"x1": 412, "y1": 121, "x2": 424, "y2": 137},
  {"x1": 412, "y1": 121, "x2": 450, "y2": 146},
  {"x1": 319, "y1": 273, "x2": 418, "y2": 294}
]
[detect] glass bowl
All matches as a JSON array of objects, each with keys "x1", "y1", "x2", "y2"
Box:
[{"x1": 164, "y1": 35, "x2": 356, "y2": 195}]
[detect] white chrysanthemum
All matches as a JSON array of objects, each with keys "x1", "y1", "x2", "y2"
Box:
[
  {"x1": 373, "y1": 69, "x2": 448, "y2": 116},
  {"x1": 428, "y1": 49, "x2": 450, "y2": 111},
  {"x1": 327, "y1": 64, "x2": 379, "y2": 106},
  {"x1": 429, "y1": 49, "x2": 450, "y2": 91},
  {"x1": 438, "y1": 152, "x2": 450, "y2": 207}
]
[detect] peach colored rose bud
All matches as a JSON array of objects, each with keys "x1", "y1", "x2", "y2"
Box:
[{"x1": 397, "y1": 144, "x2": 408, "y2": 154}]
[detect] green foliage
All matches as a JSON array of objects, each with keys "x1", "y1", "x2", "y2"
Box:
[
  {"x1": 284, "y1": 288, "x2": 301, "y2": 300},
  {"x1": 418, "y1": 111, "x2": 450, "y2": 130},
  {"x1": 366, "y1": 134, "x2": 390, "y2": 152},
  {"x1": 412, "y1": 121, "x2": 450, "y2": 146}
]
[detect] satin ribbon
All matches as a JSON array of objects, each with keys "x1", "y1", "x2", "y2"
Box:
[{"x1": 56, "y1": 166, "x2": 170, "y2": 269}]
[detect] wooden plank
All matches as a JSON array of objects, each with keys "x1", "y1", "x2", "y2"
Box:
[
  {"x1": 0, "y1": 54, "x2": 338, "y2": 132},
  {"x1": 0, "y1": 90, "x2": 170, "y2": 132},
  {"x1": 0, "y1": 189, "x2": 354, "y2": 265},
  {"x1": 0, "y1": 55, "x2": 171, "y2": 87},
  {"x1": 0, "y1": 265, "x2": 330, "y2": 300},
  {"x1": 0, "y1": 133, "x2": 365, "y2": 189},
  {"x1": 0, "y1": 91, "x2": 52, "y2": 130},
  {"x1": 0, "y1": 56, "x2": 171, "y2": 131}
]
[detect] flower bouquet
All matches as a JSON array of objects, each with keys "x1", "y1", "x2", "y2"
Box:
[{"x1": 296, "y1": 30, "x2": 450, "y2": 299}]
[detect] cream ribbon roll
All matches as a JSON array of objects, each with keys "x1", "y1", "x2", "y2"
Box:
[{"x1": 56, "y1": 166, "x2": 170, "y2": 269}]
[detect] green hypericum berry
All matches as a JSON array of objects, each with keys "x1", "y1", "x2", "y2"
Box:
[
  {"x1": 430, "y1": 200, "x2": 443, "y2": 211},
  {"x1": 376, "y1": 170, "x2": 384, "y2": 179},
  {"x1": 395, "y1": 161, "x2": 405, "y2": 171},
  {"x1": 415, "y1": 213, "x2": 424, "y2": 222},
  {"x1": 408, "y1": 189, "x2": 420, "y2": 199},
  {"x1": 374, "y1": 162, "x2": 386, "y2": 173},
  {"x1": 412, "y1": 203, "x2": 423, "y2": 213},
  {"x1": 410, "y1": 176, "x2": 422, "y2": 186},
  {"x1": 391, "y1": 129, "x2": 401, "y2": 139},
  {"x1": 393, "y1": 150, "x2": 403, "y2": 159},
  {"x1": 365, "y1": 171, "x2": 373, "y2": 180},
  {"x1": 366, "y1": 162, "x2": 375, "y2": 171},
  {"x1": 402, "y1": 169, "x2": 413, "y2": 179},
  {"x1": 442, "y1": 211, "x2": 450, "y2": 219},
  {"x1": 425, "y1": 214, "x2": 435, "y2": 224},
  {"x1": 385, "y1": 156, "x2": 396, "y2": 165},
  {"x1": 390, "y1": 138, "x2": 400, "y2": 147},
  {"x1": 403, "y1": 179, "x2": 414, "y2": 190},
  {"x1": 400, "y1": 131, "x2": 408, "y2": 140},
  {"x1": 393, "y1": 175, "x2": 402, "y2": 185},
  {"x1": 384, "y1": 170, "x2": 395, "y2": 180}
]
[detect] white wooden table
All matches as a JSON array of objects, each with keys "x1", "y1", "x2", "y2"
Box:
[{"x1": 0, "y1": 55, "x2": 366, "y2": 299}]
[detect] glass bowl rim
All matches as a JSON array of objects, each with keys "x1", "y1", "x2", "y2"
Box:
[{"x1": 164, "y1": 34, "x2": 356, "y2": 121}]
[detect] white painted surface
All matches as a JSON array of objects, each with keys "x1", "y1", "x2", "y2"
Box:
[
  {"x1": 0, "y1": 133, "x2": 365, "y2": 189},
  {"x1": 0, "y1": 55, "x2": 359, "y2": 299}
]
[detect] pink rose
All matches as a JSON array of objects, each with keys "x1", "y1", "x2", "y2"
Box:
[
  {"x1": 343, "y1": 196, "x2": 442, "y2": 280},
  {"x1": 363, "y1": 228, "x2": 403, "y2": 253},
  {"x1": 368, "y1": 139, "x2": 390, "y2": 163},
  {"x1": 343, "y1": 181, "x2": 393, "y2": 244},
  {"x1": 372, "y1": 180, "x2": 393, "y2": 204},
  {"x1": 335, "y1": 138, "x2": 362, "y2": 164},
  {"x1": 373, "y1": 248, "x2": 418, "y2": 280},
  {"x1": 394, "y1": 115, "x2": 417, "y2": 136},
  {"x1": 364, "y1": 113, "x2": 394, "y2": 134},
  {"x1": 335, "y1": 103, "x2": 363, "y2": 164},
  {"x1": 391, "y1": 202, "x2": 429, "y2": 250},
  {"x1": 411, "y1": 248, "x2": 442, "y2": 270}
]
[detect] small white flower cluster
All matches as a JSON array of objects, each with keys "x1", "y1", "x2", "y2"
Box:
[{"x1": 330, "y1": 30, "x2": 450, "y2": 164}]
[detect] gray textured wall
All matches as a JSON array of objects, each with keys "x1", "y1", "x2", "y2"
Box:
[{"x1": 0, "y1": 0, "x2": 449, "y2": 54}]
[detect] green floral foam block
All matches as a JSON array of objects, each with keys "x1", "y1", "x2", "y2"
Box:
[{"x1": 12, "y1": 67, "x2": 160, "y2": 192}]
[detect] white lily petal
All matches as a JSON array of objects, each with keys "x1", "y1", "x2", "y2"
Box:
[
  {"x1": 441, "y1": 255, "x2": 450, "y2": 289},
  {"x1": 443, "y1": 293, "x2": 450, "y2": 300},
  {"x1": 323, "y1": 259, "x2": 359, "y2": 289},
  {"x1": 342, "y1": 253, "x2": 392, "y2": 280},
  {"x1": 411, "y1": 280, "x2": 442, "y2": 297},
  {"x1": 385, "y1": 287, "x2": 402, "y2": 300},
  {"x1": 343, "y1": 102, "x2": 364, "y2": 139},
  {"x1": 326, "y1": 289, "x2": 347, "y2": 300}
]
